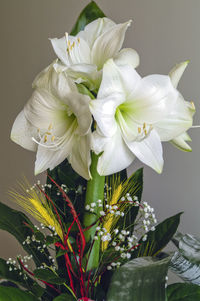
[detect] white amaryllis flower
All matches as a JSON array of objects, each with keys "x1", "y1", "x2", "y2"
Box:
[
  {"x1": 90, "y1": 59, "x2": 195, "y2": 176},
  {"x1": 50, "y1": 17, "x2": 139, "y2": 90},
  {"x1": 11, "y1": 64, "x2": 92, "y2": 179}
]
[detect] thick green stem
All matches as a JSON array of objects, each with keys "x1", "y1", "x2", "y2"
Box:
[{"x1": 83, "y1": 152, "x2": 105, "y2": 271}]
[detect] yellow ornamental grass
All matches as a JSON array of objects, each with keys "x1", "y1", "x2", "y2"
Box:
[
  {"x1": 9, "y1": 182, "x2": 72, "y2": 251},
  {"x1": 101, "y1": 172, "x2": 142, "y2": 252},
  {"x1": 102, "y1": 183, "x2": 122, "y2": 251}
]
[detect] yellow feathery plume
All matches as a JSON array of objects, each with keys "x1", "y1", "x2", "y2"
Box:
[
  {"x1": 9, "y1": 181, "x2": 72, "y2": 251},
  {"x1": 101, "y1": 172, "x2": 142, "y2": 252},
  {"x1": 102, "y1": 183, "x2": 123, "y2": 251}
]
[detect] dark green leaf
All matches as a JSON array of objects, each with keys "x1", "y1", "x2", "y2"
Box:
[
  {"x1": 70, "y1": 1, "x2": 105, "y2": 36},
  {"x1": 34, "y1": 268, "x2": 66, "y2": 285},
  {"x1": 53, "y1": 294, "x2": 75, "y2": 300},
  {"x1": 56, "y1": 249, "x2": 68, "y2": 258},
  {"x1": 135, "y1": 212, "x2": 183, "y2": 258},
  {"x1": 124, "y1": 168, "x2": 143, "y2": 229},
  {"x1": 0, "y1": 286, "x2": 39, "y2": 301},
  {"x1": 107, "y1": 256, "x2": 170, "y2": 301},
  {"x1": 0, "y1": 202, "x2": 51, "y2": 267},
  {"x1": 167, "y1": 283, "x2": 200, "y2": 301},
  {"x1": 0, "y1": 258, "x2": 44, "y2": 297}
]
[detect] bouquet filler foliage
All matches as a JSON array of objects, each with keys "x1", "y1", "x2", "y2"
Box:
[{"x1": 1, "y1": 2, "x2": 200, "y2": 301}]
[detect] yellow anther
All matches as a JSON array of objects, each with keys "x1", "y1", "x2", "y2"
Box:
[
  {"x1": 51, "y1": 136, "x2": 55, "y2": 142},
  {"x1": 44, "y1": 135, "x2": 48, "y2": 143},
  {"x1": 68, "y1": 40, "x2": 71, "y2": 47},
  {"x1": 190, "y1": 101, "x2": 195, "y2": 110},
  {"x1": 144, "y1": 129, "x2": 147, "y2": 136},
  {"x1": 77, "y1": 37, "x2": 80, "y2": 43},
  {"x1": 46, "y1": 132, "x2": 52, "y2": 135},
  {"x1": 143, "y1": 122, "x2": 146, "y2": 130},
  {"x1": 48, "y1": 123, "x2": 53, "y2": 131},
  {"x1": 138, "y1": 127, "x2": 141, "y2": 134},
  {"x1": 72, "y1": 41, "x2": 75, "y2": 48}
]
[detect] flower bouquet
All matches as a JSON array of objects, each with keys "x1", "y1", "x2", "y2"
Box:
[{"x1": 1, "y1": 1, "x2": 200, "y2": 300}]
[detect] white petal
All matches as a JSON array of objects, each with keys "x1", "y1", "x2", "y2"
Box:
[
  {"x1": 126, "y1": 74, "x2": 179, "y2": 124},
  {"x1": 126, "y1": 129, "x2": 164, "y2": 173},
  {"x1": 77, "y1": 17, "x2": 116, "y2": 48},
  {"x1": 33, "y1": 62, "x2": 77, "y2": 98},
  {"x1": 91, "y1": 20, "x2": 132, "y2": 69},
  {"x1": 50, "y1": 36, "x2": 69, "y2": 66},
  {"x1": 169, "y1": 61, "x2": 189, "y2": 88},
  {"x1": 65, "y1": 92, "x2": 92, "y2": 136},
  {"x1": 114, "y1": 48, "x2": 140, "y2": 69},
  {"x1": 171, "y1": 132, "x2": 192, "y2": 152},
  {"x1": 92, "y1": 128, "x2": 134, "y2": 176},
  {"x1": 10, "y1": 110, "x2": 38, "y2": 151},
  {"x1": 90, "y1": 92, "x2": 124, "y2": 137},
  {"x1": 66, "y1": 35, "x2": 91, "y2": 65},
  {"x1": 155, "y1": 94, "x2": 194, "y2": 141},
  {"x1": 97, "y1": 59, "x2": 126, "y2": 98},
  {"x1": 67, "y1": 63, "x2": 99, "y2": 90},
  {"x1": 24, "y1": 89, "x2": 69, "y2": 136},
  {"x1": 68, "y1": 134, "x2": 92, "y2": 180},
  {"x1": 34, "y1": 129, "x2": 75, "y2": 175}
]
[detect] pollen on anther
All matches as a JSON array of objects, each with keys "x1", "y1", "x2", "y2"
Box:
[
  {"x1": 51, "y1": 136, "x2": 55, "y2": 142},
  {"x1": 44, "y1": 135, "x2": 48, "y2": 143},
  {"x1": 77, "y1": 38, "x2": 80, "y2": 43},
  {"x1": 138, "y1": 127, "x2": 141, "y2": 134}
]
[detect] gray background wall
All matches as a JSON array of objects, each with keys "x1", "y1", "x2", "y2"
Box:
[{"x1": 0, "y1": 0, "x2": 200, "y2": 275}]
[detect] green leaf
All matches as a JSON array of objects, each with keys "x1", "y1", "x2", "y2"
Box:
[
  {"x1": 76, "y1": 83, "x2": 95, "y2": 99},
  {"x1": 167, "y1": 283, "x2": 200, "y2": 301},
  {"x1": 107, "y1": 256, "x2": 170, "y2": 301},
  {"x1": 135, "y1": 212, "x2": 182, "y2": 258},
  {"x1": 0, "y1": 202, "x2": 51, "y2": 267},
  {"x1": 70, "y1": 1, "x2": 105, "y2": 36},
  {"x1": 53, "y1": 294, "x2": 75, "y2": 300},
  {"x1": 34, "y1": 268, "x2": 66, "y2": 285},
  {"x1": 124, "y1": 168, "x2": 143, "y2": 229},
  {"x1": 170, "y1": 234, "x2": 200, "y2": 285},
  {"x1": 0, "y1": 286, "x2": 39, "y2": 301},
  {"x1": 0, "y1": 258, "x2": 44, "y2": 297}
]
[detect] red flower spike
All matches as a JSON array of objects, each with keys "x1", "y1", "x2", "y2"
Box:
[{"x1": 48, "y1": 175, "x2": 86, "y2": 257}]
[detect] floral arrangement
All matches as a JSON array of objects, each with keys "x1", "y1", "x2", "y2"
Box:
[{"x1": 1, "y1": 2, "x2": 200, "y2": 301}]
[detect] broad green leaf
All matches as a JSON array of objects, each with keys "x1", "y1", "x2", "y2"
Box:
[
  {"x1": 106, "y1": 256, "x2": 170, "y2": 301},
  {"x1": 34, "y1": 268, "x2": 66, "y2": 285},
  {"x1": 0, "y1": 286, "x2": 39, "y2": 301},
  {"x1": 167, "y1": 283, "x2": 200, "y2": 301},
  {"x1": 0, "y1": 258, "x2": 44, "y2": 297},
  {"x1": 135, "y1": 212, "x2": 182, "y2": 258},
  {"x1": 170, "y1": 252, "x2": 200, "y2": 285},
  {"x1": 177, "y1": 233, "x2": 200, "y2": 264},
  {"x1": 70, "y1": 1, "x2": 105, "y2": 36},
  {"x1": 0, "y1": 202, "x2": 51, "y2": 267},
  {"x1": 53, "y1": 294, "x2": 75, "y2": 300},
  {"x1": 170, "y1": 234, "x2": 200, "y2": 285}
]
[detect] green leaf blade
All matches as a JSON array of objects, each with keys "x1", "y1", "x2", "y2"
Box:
[
  {"x1": 0, "y1": 287, "x2": 39, "y2": 301},
  {"x1": 70, "y1": 1, "x2": 105, "y2": 36},
  {"x1": 167, "y1": 283, "x2": 200, "y2": 301},
  {"x1": 107, "y1": 256, "x2": 170, "y2": 301}
]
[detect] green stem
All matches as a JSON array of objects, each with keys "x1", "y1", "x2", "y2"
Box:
[{"x1": 83, "y1": 152, "x2": 105, "y2": 271}]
